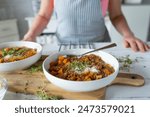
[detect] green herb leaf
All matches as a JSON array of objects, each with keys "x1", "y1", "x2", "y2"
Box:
[
  {"x1": 7, "y1": 49, "x2": 16, "y2": 55},
  {"x1": 116, "y1": 55, "x2": 143, "y2": 72},
  {"x1": 2, "y1": 49, "x2": 7, "y2": 57},
  {"x1": 36, "y1": 90, "x2": 63, "y2": 100},
  {"x1": 69, "y1": 61, "x2": 90, "y2": 72},
  {"x1": 15, "y1": 48, "x2": 28, "y2": 55},
  {"x1": 28, "y1": 64, "x2": 42, "y2": 73}
]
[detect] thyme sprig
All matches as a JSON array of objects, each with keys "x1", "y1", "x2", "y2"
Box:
[
  {"x1": 69, "y1": 61, "x2": 90, "y2": 72},
  {"x1": 116, "y1": 55, "x2": 143, "y2": 72},
  {"x1": 28, "y1": 64, "x2": 43, "y2": 73},
  {"x1": 36, "y1": 90, "x2": 63, "y2": 100}
]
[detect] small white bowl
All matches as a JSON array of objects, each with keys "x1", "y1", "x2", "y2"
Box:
[
  {"x1": 0, "y1": 77, "x2": 7, "y2": 100},
  {"x1": 43, "y1": 49, "x2": 119, "y2": 92},
  {"x1": 0, "y1": 41, "x2": 42, "y2": 72}
]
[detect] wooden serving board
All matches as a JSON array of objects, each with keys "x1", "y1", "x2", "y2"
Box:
[{"x1": 0, "y1": 56, "x2": 145, "y2": 100}]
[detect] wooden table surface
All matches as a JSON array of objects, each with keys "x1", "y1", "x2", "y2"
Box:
[{"x1": 4, "y1": 42, "x2": 150, "y2": 100}]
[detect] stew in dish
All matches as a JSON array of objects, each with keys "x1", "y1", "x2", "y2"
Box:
[
  {"x1": 49, "y1": 54, "x2": 115, "y2": 81},
  {"x1": 0, "y1": 47, "x2": 37, "y2": 63}
]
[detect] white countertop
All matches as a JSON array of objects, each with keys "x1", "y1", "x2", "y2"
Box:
[{"x1": 4, "y1": 42, "x2": 150, "y2": 100}]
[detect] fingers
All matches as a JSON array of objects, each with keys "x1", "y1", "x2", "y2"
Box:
[
  {"x1": 129, "y1": 41, "x2": 139, "y2": 52},
  {"x1": 124, "y1": 37, "x2": 150, "y2": 52},
  {"x1": 136, "y1": 40, "x2": 150, "y2": 52},
  {"x1": 22, "y1": 37, "x2": 35, "y2": 42},
  {"x1": 22, "y1": 38, "x2": 27, "y2": 41},
  {"x1": 147, "y1": 44, "x2": 150, "y2": 49},
  {"x1": 144, "y1": 44, "x2": 149, "y2": 51},
  {"x1": 136, "y1": 40, "x2": 146, "y2": 52},
  {"x1": 123, "y1": 40, "x2": 130, "y2": 48},
  {"x1": 124, "y1": 39, "x2": 139, "y2": 52},
  {"x1": 23, "y1": 34, "x2": 35, "y2": 42}
]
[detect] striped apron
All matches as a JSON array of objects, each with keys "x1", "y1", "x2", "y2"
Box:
[{"x1": 54, "y1": 0, "x2": 110, "y2": 43}]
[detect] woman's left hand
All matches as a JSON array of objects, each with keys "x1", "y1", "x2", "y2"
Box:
[{"x1": 123, "y1": 36, "x2": 150, "y2": 52}]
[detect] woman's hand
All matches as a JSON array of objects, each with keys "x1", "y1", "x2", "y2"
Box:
[
  {"x1": 22, "y1": 34, "x2": 35, "y2": 42},
  {"x1": 109, "y1": 0, "x2": 150, "y2": 53},
  {"x1": 123, "y1": 36, "x2": 150, "y2": 52}
]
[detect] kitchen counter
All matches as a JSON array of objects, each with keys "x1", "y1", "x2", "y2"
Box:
[{"x1": 4, "y1": 42, "x2": 150, "y2": 100}]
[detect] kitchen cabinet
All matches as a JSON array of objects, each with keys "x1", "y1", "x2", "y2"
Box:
[
  {"x1": 0, "y1": 19, "x2": 19, "y2": 43},
  {"x1": 109, "y1": 5, "x2": 150, "y2": 44}
]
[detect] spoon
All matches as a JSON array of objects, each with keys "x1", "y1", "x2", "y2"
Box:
[{"x1": 67, "y1": 43, "x2": 117, "y2": 57}]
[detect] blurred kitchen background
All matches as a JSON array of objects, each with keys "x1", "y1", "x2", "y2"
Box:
[{"x1": 0, "y1": 0, "x2": 150, "y2": 44}]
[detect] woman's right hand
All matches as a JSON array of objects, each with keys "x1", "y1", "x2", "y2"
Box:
[{"x1": 22, "y1": 34, "x2": 36, "y2": 42}]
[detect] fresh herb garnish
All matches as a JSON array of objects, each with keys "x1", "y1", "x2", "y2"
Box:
[
  {"x1": 69, "y1": 61, "x2": 90, "y2": 72},
  {"x1": 2, "y1": 49, "x2": 7, "y2": 57},
  {"x1": 15, "y1": 48, "x2": 28, "y2": 55},
  {"x1": 116, "y1": 55, "x2": 143, "y2": 72},
  {"x1": 28, "y1": 64, "x2": 42, "y2": 73},
  {"x1": 1, "y1": 48, "x2": 27, "y2": 57},
  {"x1": 7, "y1": 48, "x2": 16, "y2": 55},
  {"x1": 36, "y1": 90, "x2": 63, "y2": 100}
]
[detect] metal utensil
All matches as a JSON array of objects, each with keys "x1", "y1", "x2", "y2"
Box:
[{"x1": 67, "y1": 43, "x2": 117, "y2": 57}]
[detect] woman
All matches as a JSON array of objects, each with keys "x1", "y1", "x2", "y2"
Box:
[{"x1": 23, "y1": 0, "x2": 150, "y2": 52}]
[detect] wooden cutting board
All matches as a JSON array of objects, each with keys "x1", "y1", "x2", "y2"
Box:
[{"x1": 0, "y1": 56, "x2": 145, "y2": 100}]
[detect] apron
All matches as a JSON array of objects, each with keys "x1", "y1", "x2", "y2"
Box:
[{"x1": 54, "y1": 0, "x2": 111, "y2": 43}]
